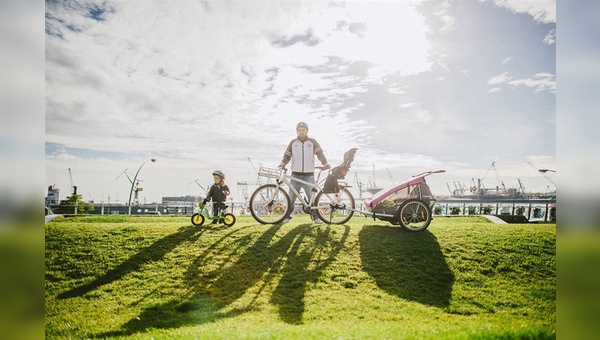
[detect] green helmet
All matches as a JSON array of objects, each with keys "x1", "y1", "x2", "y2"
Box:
[{"x1": 212, "y1": 170, "x2": 225, "y2": 179}]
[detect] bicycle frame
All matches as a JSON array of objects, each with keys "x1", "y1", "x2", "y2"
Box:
[
  {"x1": 193, "y1": 203, "x2": 231, "y2": 219},
  {"x1": 273, "y1": 167, "x2": 332, "y2": 213}
]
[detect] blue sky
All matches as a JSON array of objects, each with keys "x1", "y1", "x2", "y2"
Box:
[{"x1": 44, "y1": 0, "x2": 556, "y2": 204}]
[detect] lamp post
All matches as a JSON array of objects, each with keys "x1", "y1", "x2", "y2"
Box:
[
  {"x1": 538, "y1": 168, "x2": 557, "y2": 192},
  {"x1": 128, "y1": 158, "x2": 156, "y2": 215}
]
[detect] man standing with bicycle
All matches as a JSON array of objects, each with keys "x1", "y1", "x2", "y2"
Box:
[{"x1": 279, "y1": 122, "x2": 331, "y2": 224}]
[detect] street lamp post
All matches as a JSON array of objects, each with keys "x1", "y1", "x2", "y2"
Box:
[
  {"x1": 128, "y1": 159, "x2": 156, "y2": 215},
  {"x1": 538, "y1": 169, "x2": 557, "y2": 191}
]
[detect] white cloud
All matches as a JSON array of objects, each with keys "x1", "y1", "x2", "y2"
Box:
[
  {"x1": 487, "y1": 72, "x2": 513, "y2": 85},
  {"x1": 543, "y1": 28, "x2": 556, "y2": 45},
  {"x1": 46, "y1": 0, "x2": 431, "y2": 158},
  {"x1": 508, "y1": 72, "x2": 556, "y2": 94},
  {"x1": 431, "y1": 0, "x2": 456, "y2": 33},
  {"x1": 492, "y1": 0, "x2": 556, "y2": 24},
  {"x1": 487, "y1": 72, "x2": 555, "y2": 94},
  {"x1": 388, "y1": 87, "x2": 405, "y2": 95}
]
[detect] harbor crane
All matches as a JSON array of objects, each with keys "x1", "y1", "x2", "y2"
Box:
[
  {"x1": 189, "y1": 179, "x2": 209, "y2": 193},
  {"x1": 386, "y1": 167, "x2": 395, "y2": 183},
  {"x1": 479, "y1": 161, "x2": 498, "y2": 186},
  {"x1": 247, "y1": 157, "x2": 263, "y2": 184},
  {"x1": 68, "y1": 168, "x2": 78, "y2": 195},
  {"x1": 518, "y1": 178, "x2": 526, "y2": 196},
  {"x1": 354, "y1": 173, "x2": 365, "y2": 199},
  {"x1": 364, "y1": 164, "x2": 382, "y2": 195},
  {"x1": 237, "y1": 157, "x2": 264, "y2": 204}
]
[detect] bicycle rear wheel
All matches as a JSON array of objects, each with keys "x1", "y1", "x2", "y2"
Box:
[
  {"x1": 397, "y1": 199, "x2": 432, "y2": 232},
  {"x1": 223, "y1": 213, "x2": 236, "y2": 226},
  {"x1": 249, "y1": 184, "x2": 291, "y2": 224},
  {"x1": 315, "y1": 188, "x2": 355, "y2": 224}
]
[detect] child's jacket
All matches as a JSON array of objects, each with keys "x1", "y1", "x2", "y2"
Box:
[{"x1": 203, "y1": 184, "x2": 230, "y2": 204}]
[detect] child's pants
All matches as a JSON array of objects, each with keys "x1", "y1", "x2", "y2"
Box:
[{"x1": 212, "y1": 203, "x2": 227, "y2": 223}]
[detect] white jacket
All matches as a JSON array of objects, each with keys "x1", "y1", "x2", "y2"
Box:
[{"x1": 281, "y1": 138, "x2": 328, "y2": 174}]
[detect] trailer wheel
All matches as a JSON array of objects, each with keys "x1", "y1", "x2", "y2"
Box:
[{"x1": 396, "y1": 199, "x2": 432, "y2": 232}]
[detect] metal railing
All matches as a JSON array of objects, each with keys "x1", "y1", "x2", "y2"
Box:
[{"x1": 433, "y1": 198, "x2": 556, "y2": 222}]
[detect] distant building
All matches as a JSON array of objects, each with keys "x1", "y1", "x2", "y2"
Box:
[{"x1": 162, "y1": 195, "x2": 202, "y2": 204}]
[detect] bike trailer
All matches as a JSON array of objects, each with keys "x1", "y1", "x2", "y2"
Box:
[{"x1": 364, "y1": 176, "x2": 437, "y2": 216}]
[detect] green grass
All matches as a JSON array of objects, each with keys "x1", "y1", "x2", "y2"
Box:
[{"x1": 45, "y1": 215, "x2": 555, "y2": 339}]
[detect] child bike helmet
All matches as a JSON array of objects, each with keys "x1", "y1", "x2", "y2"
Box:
[{"x1": 212, "y1": 170, "x2": 225, "y2": 179}]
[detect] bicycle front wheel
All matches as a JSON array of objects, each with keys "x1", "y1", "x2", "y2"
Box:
[
  {"x1": 249, "y1": 184, "x2": 291, "y2": 224},
  {"x1": 397, "y1": 199, "x2": 432, "y2": 232},
  {"x1": 315, "y1": 188, "x2": 355, "y2": 224},
  {"x1": 191, "y1": 213, "x2": 205, "y2": 226}
]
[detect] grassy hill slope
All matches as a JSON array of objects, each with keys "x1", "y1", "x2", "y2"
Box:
[{"x1": 45, "y1": 215, "x2": 555, "y2": 339}]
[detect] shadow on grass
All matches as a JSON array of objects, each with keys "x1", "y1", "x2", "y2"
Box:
[
  {"x1": 100, "y1": 223, "x2": 349, "y2": 336},
  {"x1": 270, "y1": 224, "x2": 350, "y2": 324},
  {"x1": 359, "y1": 225, "x2": 454, "y2": 308},
  {"x1": 58, "y1": 225, "x2": 209, "y2": 300}
]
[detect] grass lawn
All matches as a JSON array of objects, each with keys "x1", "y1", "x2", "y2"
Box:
[{"x1": 45, "y1": 215, "x2": 555, "y2": 339}]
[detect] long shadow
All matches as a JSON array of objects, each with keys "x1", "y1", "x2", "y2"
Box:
[
  {"x1": 101, "y1": 224, "x2": 285, "y2": 336},
  {"x1": 104, "y1": 223, "x2": 349, "y2": 336},
  {"x1": 270, "y1": 224, "x2": 350, "y2": 324},
  {"x1": 359, "y1": 225, "x2": 454, "y2": 307},
  {"x1": 59, "y1": 225, "x2": 207, "y2": 299}
]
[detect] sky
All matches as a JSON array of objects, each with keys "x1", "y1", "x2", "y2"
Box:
[{"x1": 43, "y1": 0, "x2": 557, "y2": 204}]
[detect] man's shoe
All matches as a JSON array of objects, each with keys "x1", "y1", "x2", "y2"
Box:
[
  {"x1": 312, "y1": 219, "x2": 323, "y2": 225},
  {"x1": 282, "y1": 217, "x2": 292, "y2": 223}
]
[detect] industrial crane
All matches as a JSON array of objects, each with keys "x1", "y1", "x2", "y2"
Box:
[
  {"x1": 363, "y1": 164, "x2": 382, "y2": 195},
  {"x1": 237, "y1": 157, "x2": 264, "y2": 205},
  {"x1": 479, "y1": 161, "x2": 502, "y2": 190},
  {"x1": 354, "y1": 173, "x2": 365, "y2": 199},
  {"x1": 68, "y1": 168, "x2": 78, "y2": 195},
  {"x1": 446, "y1": 183, "x2": 453, "y2": 196},
  {"x1": 518, "y1": 178, "x2": 526, "y2": 196},
  {"x1": 386, "y1": 167, "x2": 395, "y2": 184},
  {"x1": 189, "y1": 179, "x2": 209, "y2": 193}
]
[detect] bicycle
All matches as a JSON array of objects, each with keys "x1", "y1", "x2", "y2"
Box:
[
  {"x1": 249, "y1": 149, "x2": 357, "y2": 225},
  {"x1": 191, "y1": 202, "x2": 236, "y2": 226}
]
